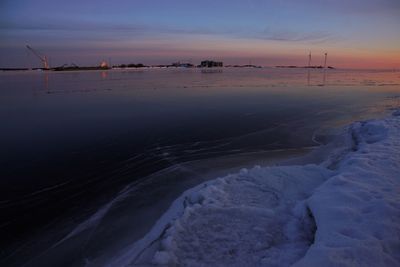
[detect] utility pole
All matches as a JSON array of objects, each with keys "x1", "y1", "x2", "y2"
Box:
[
  {"x1": 324, "y1": 53, "x2": 328, "y2": 69},
  {"x1": 308, "y1": 51, "x2": 312, "y2": 67}
]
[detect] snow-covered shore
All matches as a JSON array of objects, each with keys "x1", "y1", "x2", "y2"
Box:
[{"x1": 107, "y1": 109, "x2": 400, "y2": 267}]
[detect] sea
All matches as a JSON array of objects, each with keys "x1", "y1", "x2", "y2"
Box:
[{"x1": 0, "y1": 67, "x2": 399, "y2": 266}]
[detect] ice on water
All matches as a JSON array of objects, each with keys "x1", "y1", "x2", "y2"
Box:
[
  {"x1": 144, "y1": 165, "x2": 331, "y2": 267},
  {"x1": 107, "y1": 109, "x2": 400, "y2": 267}
]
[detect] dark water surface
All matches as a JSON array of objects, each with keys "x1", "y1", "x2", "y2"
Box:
[{"x1": 1, "y1": 68, "x2": 399, "y2": 266}]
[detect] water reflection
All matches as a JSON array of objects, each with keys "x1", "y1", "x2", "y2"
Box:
[
  {"x1": 101, "y1": 71, "x2": 108, "y2": 79},
  {"x1": 306, "y1": 68, "x2": 328, "y2": 86},
  {"x1": 33, "y1": 72, "x2": 50, "y2": 95},
  {"x1": 201, "y1": 69, "x2": 223, "y2": 74},
  {"x1": 1, "y1": 68, "x2": 399, "y2": 267},
  {"x1": 44, "y1": 72, "x2": 49, "y2": 91}
]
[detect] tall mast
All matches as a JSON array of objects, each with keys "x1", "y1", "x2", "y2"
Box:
[
  {"x1": 324, "y1": 52, "x2": 328, "y2": 69},
  {"x1": 26, "y1": 45, "x2": 49, "y2": 69},
  {"x1": 308, "y1": 51, "x2": 312, "y2": 67}
]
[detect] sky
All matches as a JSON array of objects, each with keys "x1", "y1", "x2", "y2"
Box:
[{"x1": 1, "y1": 0, "x2": 399, "y2": 68}]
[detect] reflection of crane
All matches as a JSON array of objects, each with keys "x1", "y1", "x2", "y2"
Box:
[{"x1": 26, "y1": 45, "x2": 49, "y2": 69}]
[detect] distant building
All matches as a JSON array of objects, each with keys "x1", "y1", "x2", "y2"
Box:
[
  {"x1": 171, "y1": 62, "x2": 194, "y2": 68},
  {"x1": 100, "y1": 61, "x2": 109, "y2": 68},
  {"x1": 200, "y1": 60, "x2": 223, "y2": 68},
  {"x1": 179, "y1": 63, "x2": 194, "y2": 68}
]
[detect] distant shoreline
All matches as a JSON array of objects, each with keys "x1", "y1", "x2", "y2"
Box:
[
  {"x1": 2, "y1": 66, "x2": 399, "y2": 73},
  {"x1": 276, "y1": 65, "x2": 335, "y2": 69},
  {"x1": 0, "y1": 65, "x2": 335, "y2": 72}
]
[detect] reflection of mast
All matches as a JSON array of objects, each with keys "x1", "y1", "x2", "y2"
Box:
[
  {"x1": 324, "y1": 52, "x2": 328, "y2": 68},
  {"x1": 26, "y1": 45, "x2": 49, "y2": 69},
  {"x1": 308, "y1": 51, "x2": 312, "y2": 67}
]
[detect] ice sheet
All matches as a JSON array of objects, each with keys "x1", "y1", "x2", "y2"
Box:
[{"x1": 106, "y1": 109, "x2": 400, "y2": 267}]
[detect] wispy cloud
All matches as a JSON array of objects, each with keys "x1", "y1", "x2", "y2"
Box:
[
  {"x1": 0, "y1": 20, "x2": 150, "y2": 33},
  {"x1": 0, "y1": 19, "x2": 337, "y2": 45},
  {"x1": 247, "y1": 28, "x2": 335, "y2": 43}
]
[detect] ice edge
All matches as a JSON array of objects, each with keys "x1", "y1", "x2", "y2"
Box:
[{"x1": 106, "y1": 108, "x2": 400, "y2": 267}]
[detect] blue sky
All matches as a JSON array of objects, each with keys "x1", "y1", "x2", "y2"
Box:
[{"x1": 1, "y1": 0, "x2": 399, "y2": 68}]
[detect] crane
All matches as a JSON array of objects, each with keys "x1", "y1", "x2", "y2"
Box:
[{"x1": 26, "y1": 45, "x2": 49, "y2": 69}]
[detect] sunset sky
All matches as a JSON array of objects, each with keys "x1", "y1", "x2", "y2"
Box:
[{"x1": 1, "y1": 0, "x2": 399, "y2": 68}]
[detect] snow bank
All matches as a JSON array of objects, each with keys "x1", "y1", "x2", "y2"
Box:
[
  {"x1": 138, "y1": 166, "x2": 332, "y2": 267},
  {"x1": 295, "y1": 111, "x2": 400, "y2": 267},
  {"x1": 107, "y1": 109, "x2": 400, "y2": 267}
]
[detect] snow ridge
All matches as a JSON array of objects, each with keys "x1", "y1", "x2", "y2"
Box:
[
  {"x1": 107, "y1": 109, "x2": 400, "y2": 267},
  {"x1": 295, "y1": 111, "x2": 400, "y2": 267},
  {"x1": 139, "y1": 165, "x2": 332, "y2": 267}
]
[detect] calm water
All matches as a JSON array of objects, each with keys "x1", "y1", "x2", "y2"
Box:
[{"x1": 1, "y1": 68, "x2": 399, "y2": 266}]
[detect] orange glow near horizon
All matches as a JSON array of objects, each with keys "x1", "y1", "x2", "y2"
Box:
[
  {"x1": 98, "y1": 36, "x2": 400, "y2": 69},
  {"x1": 2, "y1": 1, "x2": 400, "y2": 69}
]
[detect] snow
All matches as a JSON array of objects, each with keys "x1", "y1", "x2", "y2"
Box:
[
  {"x1": 106, "y1": 109, "x2": 400, "y2": 267},
  {"x1": 294, "y1": 111, "x2": 400, "y2": 267}
]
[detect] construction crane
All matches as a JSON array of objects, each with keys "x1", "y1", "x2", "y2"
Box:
[{"x1": 26, "y1": 45, "x2": 49, "y2": 69}]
